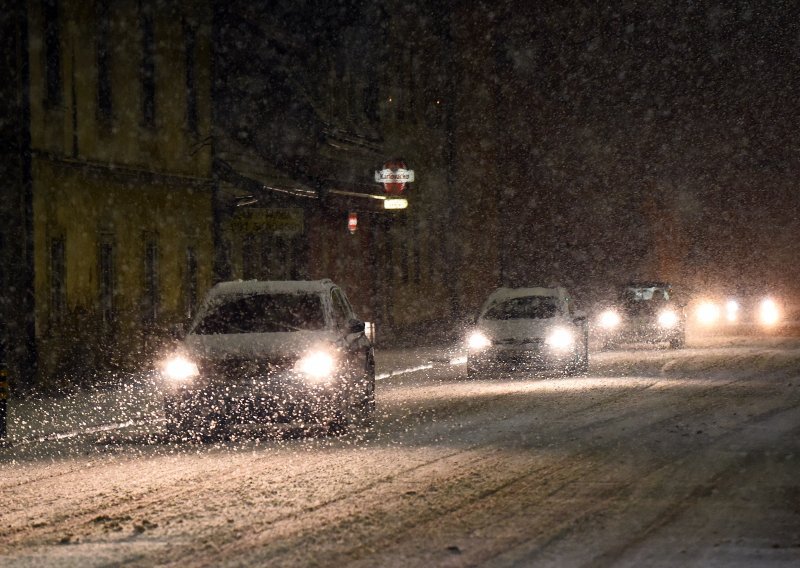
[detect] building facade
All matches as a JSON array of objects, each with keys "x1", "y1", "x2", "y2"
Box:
[
  {"x1": 1, "y1": 0, "x2": 463, "y2": 390},
  {"x1": 3, "y1": 0, "x2": 216, "y2": 389}
]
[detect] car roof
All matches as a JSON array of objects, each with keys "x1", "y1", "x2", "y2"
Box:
[
  {"x1": 485, "y1": 286, "x2": 568, "y2": 303},
  {"x1": 206, "y1": 279, "x2": 336, "y2": 300}
]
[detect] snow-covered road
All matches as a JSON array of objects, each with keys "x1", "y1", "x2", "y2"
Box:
[{"x1": 1, "y1": 339, "x2": 800, "y2": 567}]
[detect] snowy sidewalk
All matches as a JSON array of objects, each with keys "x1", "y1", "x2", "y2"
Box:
[{"x1": 2, "y1": 345, "x2": 464, "y2": 445}]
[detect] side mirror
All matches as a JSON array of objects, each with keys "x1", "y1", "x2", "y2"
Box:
[{"x1": 348, "y1": 319, "x2": 365, "y2": 334}]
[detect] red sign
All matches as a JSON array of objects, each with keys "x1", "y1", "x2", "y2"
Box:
[
  {"x1": 348, "y1": 212, "x2": 358, "y2": 234},
  {"x1": 375, "y1": 159, "x2": 414, "y2": 195}
]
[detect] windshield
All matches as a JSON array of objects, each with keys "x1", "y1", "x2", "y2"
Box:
[
  {"x1": 483, "y1": 296, "x2": 558, "y2": 320},
  {"x1": 193, "y1": 293, "x2": 325, "y2": 334}
]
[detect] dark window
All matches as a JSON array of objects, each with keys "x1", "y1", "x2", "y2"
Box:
[
  {"x1": 184, "y1": 246, "x2": 198, "y2": 319},
  {"x1": 142, "y1": 238, "x2": 159, "y2": 324},
  {"x1": 99, "y1": 240, "x2": 116, "y2": 327},
  {"x1": 42, "y1": 0, "x2": 62, "y2": 107},
  {"x1": 139, "y1": 2, "x2": 156, "y2": 127},
  {"x1": 194, "y1": 294, "x2": 325, "y2": 334},
  {"x1": 183, "y1": 22, "x2": 198, "y2": 134},
  {"x1": 50, "y1": 237, "x2": 66, "y2": 322},
  {"x1": 96, "y1": 0, "x2": 112, "y2": 120}
]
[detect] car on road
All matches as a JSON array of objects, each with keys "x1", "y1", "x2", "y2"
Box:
[
  {"x1": 690, "y1": 289, "x2": 783, "y2": 333},
  {"x1": 466, "y1": 286, "x2": 589, "y2": 378},
  {"x1": 594, "y1": 281, "x2": 685, "y2": 349},
  {"x1": 160, "y1": 279, "x2": 375, "y2": 440}
]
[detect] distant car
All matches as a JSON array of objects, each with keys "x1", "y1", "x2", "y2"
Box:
[
  {"x1": 466, "y1": 286, "x2": 589, "y2": 378},
  {"x1": 160, "y1": 279, "x2": 375, "y2": 440},
  {"x1": 691, "y1": 291, "x2": 783, "y2": 332},
  {"x1": 595, "y1": 282, "x2": 685, "y2": 349}
]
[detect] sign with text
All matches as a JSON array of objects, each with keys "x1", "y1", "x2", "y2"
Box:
[{"x1": 375, "y1": 159, "x2": 414, "y2": 195}]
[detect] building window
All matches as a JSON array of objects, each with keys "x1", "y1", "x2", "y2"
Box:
[
  {"x1": 98, "y1": 239, "x2": 116, "y2": 327},
  {"x1": 184, "y1": 246, "x2": 198, "y2": 319},
  {"x1": 183, "y1": 21, "x2": 198, "y2": 134},
  {"x1": 96, "y1": 0, "x2": 112, "y2": 121},
  {"x1": 142, "y1": 237, "x2": 159, "y2": 324},
  {"x1": 50, "y1": 237, "x2": 66, "y2": 322},
  {"x1": 42, "y1": 0, "x2": 62, "y2": 107},
  {"x1": 139, "y1": 2, "x2": 156, "y2": 128}
]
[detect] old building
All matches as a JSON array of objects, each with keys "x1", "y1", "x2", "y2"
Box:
[
  {"x1": 2, "y1": 0, "x2": 215, "y2": 389},
  {"x1": 1, "y1": 0, "x2": 461, "y2": 389}
]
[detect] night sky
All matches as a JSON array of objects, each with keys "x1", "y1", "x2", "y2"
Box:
[{"x1": 472, "y1": 1, "x2": 800, "y2": 300}]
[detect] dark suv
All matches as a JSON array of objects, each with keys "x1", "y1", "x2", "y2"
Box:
[
  {"x1": 160, "y1": 279, "x2": 375, "y2": 440},
  {"x1": 594, "y1": 282, "x2": 686, "y2": 349}
]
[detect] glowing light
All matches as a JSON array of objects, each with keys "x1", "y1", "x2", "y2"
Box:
[
  {"x1": 696, "y1": 302, "x2": 720, "y2": 325},
  {"x1": 546, "y1": 327, "x2": 575, "y2": 351},
  {"x1": 467, "y1": 331, "x2": 491, "y2": 350},
  {"x1": 759, "y1": 298, "x2": 780, "y2": 327},
  {"x1": 657, "y1": 309, "x2": 679, "y2": 328},
  {"x1": 725, "y1": 300, "x2": 740, "y2": 322},
  {"x1": 162, "y1": 356, "x2": 199, "y2": 381},
  {"x1": 295, "y1": 351, "x2": 336, "y2": 380},
  {"x1": 599, "y1": 309, "x2": 621, "y2": 329},
  {"x1": 383, "y1": 198, "x2": 408, "y2": 210}
]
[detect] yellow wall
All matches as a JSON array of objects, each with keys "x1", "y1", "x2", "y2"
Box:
[{"x1": 27, "y1": 0, "x2": 215, "y2": 385}]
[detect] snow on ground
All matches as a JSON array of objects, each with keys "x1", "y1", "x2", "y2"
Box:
[
  {"x1": 4, "y1": 337, "x2": 800, "y2": 446},
  {"x1": 0, "y1": 336, "x2": 799, "y2": 567}
]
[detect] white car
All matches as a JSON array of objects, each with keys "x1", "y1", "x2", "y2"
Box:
[
  {"x1": 466, "y1": 286, "x2": 589, "y2": 378},
  {"x1": 160, "y1": 279, "x2": 375, "y2": 440}
]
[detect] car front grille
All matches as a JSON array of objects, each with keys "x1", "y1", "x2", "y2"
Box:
[
  {"x1": 492, "y1": 337, "x2": 544, "y2": 347},
  {"x1": 201, "y1": 356, "x2": 293, "y2": 380}
]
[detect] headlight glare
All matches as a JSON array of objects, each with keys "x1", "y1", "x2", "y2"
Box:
[
  {"x1": 759, "y1": 298, "x2": 780, "y2": 327},
  {"x1": 546, "y1": 327, "x2": 575, "y2": 351},
  {"x1": 696, "y1": 302, "x2": 720, "y2": 325},
  {"x1": 598, "y1": 309, "x2": 621, "y2": 329},
  {"x1": 162, "y1": 355, "x2": 199, "y2": 381},
  {"x1": 295, "y1": 350, "x2": 337, "y2": 380},
  {"x1": 725, "y1": 300, "x2": 740, "y2": 322},
  {"x1": 467, "y1": 331, "x2": 491, "y2": 350},
  {"x1": 657, "y1": 309, "x2": 679, "y2": 328}
]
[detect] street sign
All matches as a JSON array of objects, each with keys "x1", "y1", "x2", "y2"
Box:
[{"x1": 375, "y1": 159, "x2": 414, "y2": 195}]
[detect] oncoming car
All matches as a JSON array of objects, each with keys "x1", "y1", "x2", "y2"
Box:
[
  {"x1": 160, "y1": 279, "x2": 375, "y2": 440},
  {"x1": 595, "y1": 282, "x2": 685, "y2": 349},
  {"x1": 691, "y1": 292, "x2": 783, "y2": 332},
  {"x1": 466, "y1": 286, "x2": 589, "y2": 378}
]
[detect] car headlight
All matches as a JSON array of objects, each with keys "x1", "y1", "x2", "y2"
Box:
[
  {"x1": 696, "y1": 302, "x2": 720, "y2": 325},
  {"x1": 657, "y1": 309, "x2": 679, "y2": 328},
  {"x1": 295, "y1": 350, "x2": 337, "y2": 381},
  {"x1": 546, "y1": 327, "x2": 575, "y2": 351},
  {"x1": 598, "y1": 309, "x2": 621, "y2": 329},
  {"x1": 759, "y1": 298, "x2": 780, "y2": 326},
  {"x1": 725, "y1": 300, "x2": 740, "y2": 322},
  {"x1": 467, "y1": 331, "x2": 491, "y2": 351},
  {"x1": 162, "y1": 355, "x2": 199, "y2": 382}
]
